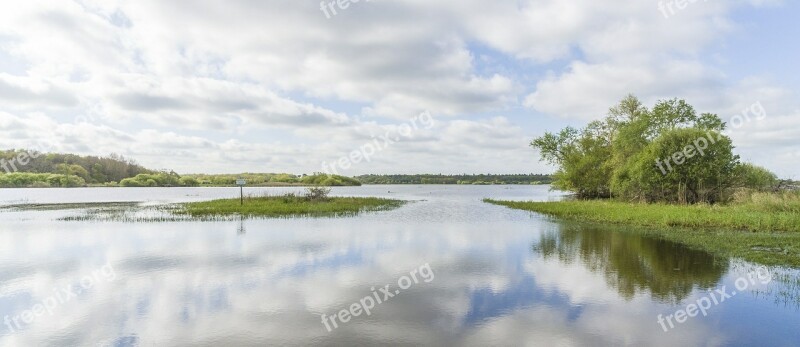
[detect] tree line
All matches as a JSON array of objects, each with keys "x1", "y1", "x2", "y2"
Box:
[
  {"x1": 0, "y1": 150, "x2": 362, "y2": 188},
  {"x1": 0, "y1": 150, "x2": 152, "y2": 187},
  {"x1": 354, "y1": 174, "x2": 553, "y2": 185}
]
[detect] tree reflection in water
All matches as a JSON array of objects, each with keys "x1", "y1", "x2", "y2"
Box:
[{"x1": 532, "y1": 222, "x2": 729, "y2": 304}]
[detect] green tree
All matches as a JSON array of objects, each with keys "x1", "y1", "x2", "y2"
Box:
[
  {"x1": 532, "y1": 95, "x2": 747, "y2": 204},
  {"x1": 624, "y1": 128, "x2": 739, "y2": 203},
  {"x1": 733, "y1": 163, "x2": 778, "y2": 191}
]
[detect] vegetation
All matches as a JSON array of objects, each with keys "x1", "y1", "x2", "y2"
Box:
[
  {"x1": 0, "y1": 172, "x2": 88, "y2": 188},
  {"x1": 181, "y1": 173, "x2": 361, "y2": 187},
  {"x1": 304, "y1": 186, "x2": 332, "y2": 201},
  {"x1": 531, "y1": 95, "x2": 780, "y2": 203},
  {"x1": 485, "y1": 190, "x2": 800, "y2": 267},
  {"x1": 354, "y1": 174, "x2": 552, "y2": 185},
  {"x1": 181, "y1": 190, "x2": 403, "y2": 218},
  {"x1": 0, "y1": 149, "x2": 362, "y2": 188},
  {"x1": 120, "y1": 171, "x2": 183, "y2": 187},
  {"x1": 0, "y1": 150, "x2": 150, "y2": 185}
]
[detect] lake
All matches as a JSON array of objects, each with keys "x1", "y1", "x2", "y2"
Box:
[{"x1": 0, "y1": 185, "x2": 798, "y2": 346}]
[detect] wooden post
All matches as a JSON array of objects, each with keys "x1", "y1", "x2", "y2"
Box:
[{"x1": 236, "y1": 179, "x2": 247, "y2": 206}]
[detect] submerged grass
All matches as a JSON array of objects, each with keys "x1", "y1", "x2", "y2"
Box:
[
  {"x1": 179, "y1": 194, "x2": 405, "y2": 218},
  {"x1": 54, "y1": 195, "x2": 406, "y2": 222},
  {"x1": 1, "y1": 202, "x2": 139, "y2": 211},
  {"x1": 484, "y1": 193, "x2": 800, "y2": 268}
]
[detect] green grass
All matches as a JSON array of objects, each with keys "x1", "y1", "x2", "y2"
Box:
[
  {"x1": 180, "y1": 194, "x2": 405, "y2": 218},
  {"x1": 484, "y1": 196, "x2": 800, "y2": 268}
]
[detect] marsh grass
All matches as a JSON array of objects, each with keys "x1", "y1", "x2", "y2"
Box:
[
  {"x1": 747, "y1": 263, "x2": 800, "y2": 310},
  {"x1": 485, "y1": 191, "x2": 800, "y2": 268},
  {"x1": 178, "y1": 193, "x2": 405, "y2": 218},
  {"x1": 57, "y1": 204, "x2": 197, "y2": 222},
  {"x1": 1, "y1": 202, "x2": 139, "y2": 211}
]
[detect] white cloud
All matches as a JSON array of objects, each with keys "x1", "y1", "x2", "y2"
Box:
[{"x1": 0, "y1": 0, "x2": 795, "y2": 175}]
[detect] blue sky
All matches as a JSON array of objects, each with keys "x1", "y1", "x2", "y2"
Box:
[{"x1": 0, "y1": 0, "x2": 797, "y2": 177}]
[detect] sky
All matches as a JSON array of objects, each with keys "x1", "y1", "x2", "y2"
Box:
[{"x1": 0, "y1": 0, "x2": 797, "y2": 177}]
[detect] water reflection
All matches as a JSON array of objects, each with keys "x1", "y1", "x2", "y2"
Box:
[
  {"x1": 0, "y1": 186, "x2": 798, "y2": 346},
  {"x1": 533, "y1": 222, "x2": 728, "y2": 304},
  {"x1": 237, "y1": 216, "x2": 246, "y2": 235}
]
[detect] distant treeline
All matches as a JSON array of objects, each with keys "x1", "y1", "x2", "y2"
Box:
[
  {"x1": 181, "y1": 173, "x2": 361, "y2": 187},
  {"x1": 0, "y1": 149, "x2": 151, "y2": 187},
  {"x1": 0, "y1": 149, "x2": 361, "y2": 188},
  {"x1": 354, "y1": 174, "x2": 553, "y2": 185}
]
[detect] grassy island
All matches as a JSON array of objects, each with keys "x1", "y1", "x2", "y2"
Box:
[
  {"x1": 181, "y1": 190, "x2": 404, "y2": 218},
  {"x1": 485, "y1": 192, "x2": 800, "y2": 267}
]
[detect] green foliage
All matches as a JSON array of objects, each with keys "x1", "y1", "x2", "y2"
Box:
[
  {"x1": 180, "y1": 173, "x2": 361, "y2": 187},
  {"x1": 0, "y1": 172, "x2": 86, "y2": 188},
  {"x1": 733, "y1": 163, "x2": 779, "y2": 191},
  {"x1": 301, "y1": 173, "x2": 362, "y2": 186},
  {"x1": 732, "y1": 190, "x2": 800, "y2": 213},
  {"x1": 354, "y1": 174, "x2": 552, "y2": 185},
  {"x1": 181, "y1": 194, "x2": 403, "y2": 218},
  {"x1": 618, "y1": 128, "x2": 738, "y2": 203},
  {"x1": 0, "y1": 150, "x2": 150, "y2": 184},
  {"x1": 485, "y1": 197, "x2": 800, "y2": 267},
  {"x1": 119, "y1": 171, "x2": 182, "y2": 187},
  {"x1": 179, "y1": 176, "x2": 200, "y2": 187},
  {"x1": 532, "y1": 95, "x2": 766, "y2": 204},
  {"x1": 305, "y1": 186, "x2": 332, "y2": 201}
]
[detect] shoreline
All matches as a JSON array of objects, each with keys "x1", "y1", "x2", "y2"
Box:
[{"x1": 485, "y1": 199, "x2": 800, "y2": 268}]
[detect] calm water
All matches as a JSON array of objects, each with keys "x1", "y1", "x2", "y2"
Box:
[{"x1": 0, "y1": 185, "x2": 798, "y2": 346}]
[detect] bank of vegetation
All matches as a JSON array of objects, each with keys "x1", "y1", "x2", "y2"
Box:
[
  {"x1": 355, "y1": 174, "x2": 552, "y2": 185},
  {"x1": 180, "y1": 173, "x2": 361, "y2": 187},
  {"x1": 0, "y1": 149, "x2": 361, "y2": 188},
  {"x1": 487, "y1": 193, "x2": 800, "y2": 267},
  {"x1": 488, "y1": 95, "x2": 800, "y2": 267},
  {"x1": 529, "y1": 96, "x2": 788, "y2": 202},
  {"x1": 180, "y1": 187, "x2": 402, "y2": 218},
  {"x1": 0, "y1": 151, "x2": 149, "y2": 187}
]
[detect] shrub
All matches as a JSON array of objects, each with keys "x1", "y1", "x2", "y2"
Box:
[
  {"x1": 179, "y1": 177, "x2": 200, "y2": 187},
  {"x1": 305, "y1": 186, "x2": 332, "y2": 201},
  {"x1": 733, "y1": 163, "x2": 778, "y2": 191},
  {"x1": 619, "y1": 128, "x2": 738, "y2": 204}
]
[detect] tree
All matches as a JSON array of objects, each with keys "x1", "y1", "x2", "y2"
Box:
[
  {"x1": 733, "y1": 163, "x2": 778, "y2": 191},
  {"x1": 622, "y1": 128, "x2": 739, "y2": 203},
  {"x1": 531, "y1": 95, "x2": 754, "y2": 204}
]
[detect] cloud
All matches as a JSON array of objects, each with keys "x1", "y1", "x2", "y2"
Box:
[
  {"x1": 0, "y1": 74, "x2": 78, "y2": 108},
  {"x1": 0, "y1": 0, "x2": 795, "y2": 175}
]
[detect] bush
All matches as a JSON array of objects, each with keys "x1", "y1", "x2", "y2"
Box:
[
  {"x1": 0, "y1": 172, "x2": 86, "y2": 188},
  {"x1": 179, "y1": 177, "x2": 200, "y2": 187},
  {"x1": 119, "y1": 171, "x2": 181, "y2": 187},
  {"x1": 301, "y1": 173, "x2": 361, "y2": 186},
  {"x1": 618, "y1": 128, "x2": 738, "y2": 204},
  {"x1": 733, "y1": 163, "x2": 778, "y2": 191},
  {"x1": 305, "y1": 186, "x2": 332, "y2": 201}
]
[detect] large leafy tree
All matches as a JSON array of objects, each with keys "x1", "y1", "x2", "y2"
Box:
[
  {"x1": 532, "y1": 95, "x2": 752, "y2": 203},
  {"x1": 532, "y1": 124, "x2": 613, "y2": 198},
  {"x1": 623, "y1": 128, "x2": 738, "y2": 203}
]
